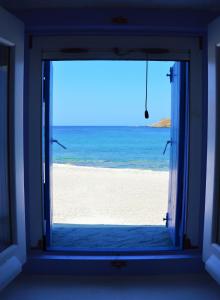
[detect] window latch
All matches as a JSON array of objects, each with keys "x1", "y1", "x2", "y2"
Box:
[
  {"x1": 163, "y1": 212, "x2": 169, "y2": 227},
  {"x1": 163, "y1": 140, "x2": 171, "y2": 155},
  {"x1": 51, "y1": 139, "x2": 67, "y2": 150}
]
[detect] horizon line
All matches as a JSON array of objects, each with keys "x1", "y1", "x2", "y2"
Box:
[{"x1": 53, "y1": 125, "x2": 148, "y2": 127}]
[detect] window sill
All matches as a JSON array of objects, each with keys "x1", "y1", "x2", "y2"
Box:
[{"x1": 23, "y1": 250, "x2": 203, "y2": 276}]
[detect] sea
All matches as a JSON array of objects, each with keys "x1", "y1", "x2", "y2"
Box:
[{"x1": 52, "y1": 126, "x2": 170, "y2": 171}]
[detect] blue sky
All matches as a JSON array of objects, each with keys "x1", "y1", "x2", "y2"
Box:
[{"x1": 52, "y1": 60, "x2": 174, "y2": 126}]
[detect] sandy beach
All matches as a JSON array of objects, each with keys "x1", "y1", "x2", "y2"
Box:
[{"x1": 52, "y1": 164, "x2": 169, "y2": 226}]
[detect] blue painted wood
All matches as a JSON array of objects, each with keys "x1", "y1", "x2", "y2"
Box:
[
  {"x1": 179, "y1": 63, "x2": 190, "y2": 249},
  {"x1": 0, "y1": 45, "x2": 11, "y2": 251},
  {"x1": 43, "y1": 60, "x2": 189, "y2": 253},
  {"x1": 23, "y1": 253, "x2": 204, "y2": 276},
  {"x1": 168, "y1": 62, "x2": 188, "y2": 247},
  {"x1": 167, "y1": 63, "x2": 179, "y2": 245},
  {"x1": 16, "y1": 8, "x2": 218, "y2": 36},
  {"x1": 43, "y1": 61, "x2": 53, "y2": 248}
]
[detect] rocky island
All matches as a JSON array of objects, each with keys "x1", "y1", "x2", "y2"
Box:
[{"x1": 149, "y1": 118, "x2": 171, "y2": 128}]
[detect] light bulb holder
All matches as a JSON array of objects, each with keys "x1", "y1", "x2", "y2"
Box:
[{"x1": 145, "y1": 110, "x2": 149, "y2": 119}]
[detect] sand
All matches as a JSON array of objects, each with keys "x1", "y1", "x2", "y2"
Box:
[{"x1": 52, "y1": 164, "x2": 169, "y2": 226}]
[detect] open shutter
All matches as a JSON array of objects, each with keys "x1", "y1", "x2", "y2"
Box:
[
  {"x1": 167, "y1": 62, "x2": 187, "y2": 247},
  {"x1": 203, "y1": 16, "x2": 220, "y2": 284},
  {"x1": 43, "y1": 61, "x2": 53, "y2": 248},
  {"x1": 0, "y1": 7, "x2": 26, "y2": 290}
]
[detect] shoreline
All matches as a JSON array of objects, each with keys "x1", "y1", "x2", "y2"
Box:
[{"x1": 52, "y1": 163, "x2": 169, "y2": 174}]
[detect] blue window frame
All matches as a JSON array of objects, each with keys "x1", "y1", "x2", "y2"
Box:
[
  {"x1": 0, "y1": 44, "x2": 12, "y2": 252},
  {"x1": 42, "y1": 59, "x2": 190, "y2": 255}
]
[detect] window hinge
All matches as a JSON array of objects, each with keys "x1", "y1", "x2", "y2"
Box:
[
  {"x1": 35, "y1": 238, "x2": 45, "y2": 250},
  {"x1": 183, "y1": 234, "x2": 198, "y2": 249},
  {"x1": 183, "y1": 235, "x2": 192, "y2": 249},
  {"x1": 163, "y1": 212, "x2": 169, "y2": 227},
  {"x1": 166, "y1": 67, "x2": 173, "y2": 83}
]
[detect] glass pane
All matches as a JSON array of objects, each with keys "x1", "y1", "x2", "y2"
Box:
[{"x1": 0, "y1": 44, "x2": 12, "y2": 252}]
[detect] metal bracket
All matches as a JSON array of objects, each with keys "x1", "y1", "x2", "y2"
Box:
[
  {"x1": 163, "y1": 140, "x2": 171, "y2": 155},
  {"x1": 163, "y1": 212, "x2": 169, "y2": 227},
  {"x1": 51, "y1": 139, "x2": 67, "y2": 149},
  {"x1": 166, "y1": 67, "x2": 173, "y2": 83}
]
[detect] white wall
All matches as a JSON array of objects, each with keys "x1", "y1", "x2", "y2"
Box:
[
  {"x1": 0, "y1": 6, "x2": 26, "y2": 290},
  {"x1": 203, "y1": 16, "x2": 220, "y2": 284}
]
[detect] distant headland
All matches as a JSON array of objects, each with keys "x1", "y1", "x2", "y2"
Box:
[{"x1": 149, "y1": 118, "x2": 171, "y2": 128}]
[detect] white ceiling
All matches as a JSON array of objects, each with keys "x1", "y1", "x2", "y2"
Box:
[{"x1": 0, "y1": 0, "x2": 220, "y2": 11}]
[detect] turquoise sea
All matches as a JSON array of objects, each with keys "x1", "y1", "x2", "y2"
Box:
[{"x1": 52, "y1": 126, "x2": 170, "y2": 171}]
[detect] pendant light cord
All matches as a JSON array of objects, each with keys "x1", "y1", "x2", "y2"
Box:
[
  {"x1": 145, "y1": 61, "x2": 149, "y2": 118},
  {"x1": 145, "y1": 61, "x2": 148, "y2": 111}
]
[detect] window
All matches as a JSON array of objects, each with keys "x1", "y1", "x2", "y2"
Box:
[
  {"x1": 43, "y1": 60, "x2": 189, "y2": 252},
  {"x1": 0, "y1": 44, "x2": 12, "y2": 252},
  {"x1": 28, "y1": 35, "x2": 203, "y2": 256}
]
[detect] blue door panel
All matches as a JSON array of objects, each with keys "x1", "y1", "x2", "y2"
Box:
[
  {"x1": 168, "y1": 62, "x2": 188, "y2": 247},
  {"x1": 43, "y1": 61, "x2": 53, "y2": 247}
]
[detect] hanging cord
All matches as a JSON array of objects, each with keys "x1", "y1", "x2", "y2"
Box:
[{"x1": 144, "y1": 61, "x2": 149, "y2": 119}]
